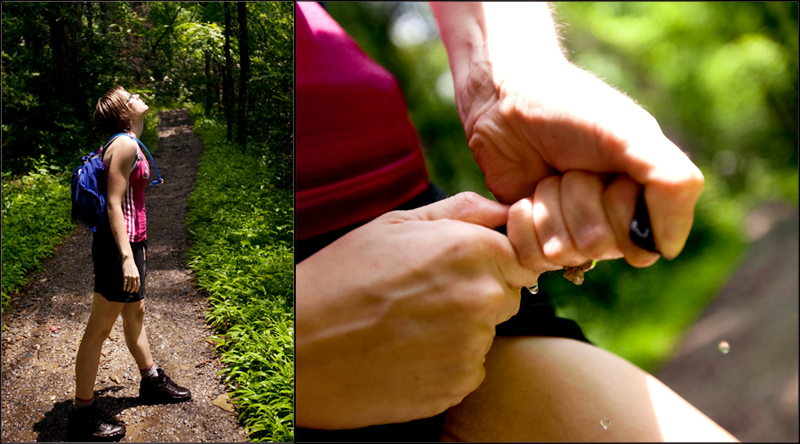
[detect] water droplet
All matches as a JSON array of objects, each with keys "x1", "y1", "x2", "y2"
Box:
[
  {"x1": 718, "y1": 341, "x2": 730, "y2": 354},
  {"x1": 600, "y1": 418, "x2": 610, "y2": 429},
  {"x1": 527, "y1": 283, "x2": 539, "y2": 294}
]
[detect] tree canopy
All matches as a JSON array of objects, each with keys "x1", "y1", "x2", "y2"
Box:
[{"x1": 2, "y1": 1, "x2": 293, "y2": 176}]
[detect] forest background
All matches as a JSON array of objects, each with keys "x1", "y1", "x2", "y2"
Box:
[
  {"x1": 323, "y1": 1, "x2": 799, "y2": 373},
  {"x1": 2, "y1": 2, "x2": 293, "y2": 441}
]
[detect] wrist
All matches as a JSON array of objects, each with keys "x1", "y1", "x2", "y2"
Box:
[
  {"x1": 457, "y1": 54, "x2": 572, "y2": 148},
  {"x1": 433, "y1": 2, "x2": 570, "y2": 141}
]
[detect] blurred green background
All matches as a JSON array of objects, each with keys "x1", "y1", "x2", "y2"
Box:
[{"x1": 323, "y1": 1, "x2": 799, "y2": 373}]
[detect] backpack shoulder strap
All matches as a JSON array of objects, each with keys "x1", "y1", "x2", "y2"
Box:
[
  {"x1": 102, "y1": 133, "x2": 130, "y2": 150},
  {"x1": 98, "y1": 132, "x2": 130, "y2": 160},
  {"x1": 100, "y1": 133, "x2": 163, "y2": 186},
  {"x1": 129, "y1": 135, "x2": 164, "y2": 186}
]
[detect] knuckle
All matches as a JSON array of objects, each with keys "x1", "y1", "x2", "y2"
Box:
[
  {"x1": 517, "y1": 250, "x2": 540, "y2": 271},
  {"x1": 538, "y1": 175, "x2": 562, "y2": 191},
  {"x1": 562, "y1": 169, "x2": 589, "y2": 184},
  {"x1": 441, "y1": 230, "x2": 477, "y2": 263},
  {"x1": 464, "y1": 278, "x2": 506, "y2": 320},
  {"x1": 451, "y1": 191, "x2": 486, "y2": 216},
  {"x1": 540, "y1": 236, "x2": 576, "y2": 264},
  {"x1": 513, "y1": 239, "x2": 547, "y2": 270},
  {"x1": 454, "y1": 191, "x2": 482, "y2": 203},
  {"x1": 508, "y1": 198, "x2": 530, "y2": 220},
  {"x1": 572, "y1": 223, "x2": 614, "y2": 256}
]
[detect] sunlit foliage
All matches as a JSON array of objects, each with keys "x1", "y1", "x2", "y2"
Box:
[
  {"x1": 186, "y1": 106, "x2": 293, "y2": 441},
  {"x1": 2, "y1": 2, "x2": 293, "y2": 176}
]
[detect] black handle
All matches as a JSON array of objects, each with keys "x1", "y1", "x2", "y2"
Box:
[{"x1": 629, "y1": 191, "x2": 658, "y2": 253}]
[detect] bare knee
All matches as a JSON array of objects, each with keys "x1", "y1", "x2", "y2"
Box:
[
  {"x1": 83, "y1": 318, "x2": 116, "y2": 344},
  {"x1": 442, "y1": 336, "x2": 737, "y2": 442},
  {"x1": 122, "y1": 301, "x2": 146, "y2": 326}
]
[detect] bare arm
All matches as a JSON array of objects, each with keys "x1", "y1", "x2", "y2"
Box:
[
  {"x1": 429, "y1": 2, "x2": 567, "y2": 127},
  {"x1": 104, "y1": 137, "x2": 140, "y2": 294},
  {"x1": 429, "y1": 2, "x2": 703, "y2": 263}
]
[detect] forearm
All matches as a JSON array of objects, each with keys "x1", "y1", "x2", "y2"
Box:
[
  {"x1": 430, "y1": 2, "x2": 568, "y2": 129},
  {"x1": 295, "y1": 250, "x2": 394, "y2": 429},
  {"x1": 107, "y1": 205, "x2": 134, "y2": 259}
]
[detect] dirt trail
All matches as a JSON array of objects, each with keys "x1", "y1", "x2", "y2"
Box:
[
  {"x1": 1, "y1": 109, "x2": 246, "y2": 442},
  {"x1": 656, "y1": 203, "x2": 798, "y2": 442}
]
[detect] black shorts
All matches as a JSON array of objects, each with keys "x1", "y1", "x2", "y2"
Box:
[
  {"x1": 92, "y1": 233, "x2": 147, "y2": 303},
  {"x1": 295, "y1": 184, "x2": 591, "y2": 442}
]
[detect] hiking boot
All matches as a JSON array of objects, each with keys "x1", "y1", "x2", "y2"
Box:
[
  {"x1": 139, "y1": 368, "x2": 191, "y2": 404},
  {"x1": 67, "y1": 403, "x2": 126, "y2": 442}
]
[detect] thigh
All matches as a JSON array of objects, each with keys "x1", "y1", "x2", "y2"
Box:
[
  {"x1": 441, "y1": 336, "x2": 738, "y2": 442},
  {"x1": 85, "y1": 292, "x2": 125, "y2": 334}
]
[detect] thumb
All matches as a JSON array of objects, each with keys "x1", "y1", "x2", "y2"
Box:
[
  {"x1": 400, "y1": 192, "x2": 510, "y2": 228},
  {"x1": 395, "y1": 191, "x2": 540, "y2": 320},
  {"x1": 616, "y1": 137, "x2": 704, "y2": 260}
]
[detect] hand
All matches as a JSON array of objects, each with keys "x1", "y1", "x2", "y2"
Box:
[
  {"x1": 507, "y1": 170, "x2": 659, "y2": 269},
  {"x1": 462, "y1": 62, "x2": 703, "y2": 260},
  {"x1": 295, "y1": 192, "x2": 540, "y2": 429},
  {"x1": 121, "y1": 255, "x2": 140, "y2": 294}
]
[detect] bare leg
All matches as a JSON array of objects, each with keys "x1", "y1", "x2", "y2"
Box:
[
  {"x1": 441, "y1": 336, "x2": 738, "y2": 442},
  {"x1": 75, "y1": 293, "x2": 125, "y2": 400},
  {"x1": 120, "y1": 299, "x2": 154, "y2": 370}
]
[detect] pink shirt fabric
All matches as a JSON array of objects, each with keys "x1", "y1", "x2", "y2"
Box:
[
  {"x1": 296, "y1": 1, "x2": 429, "y2": 241},
  {"x1": 100, "y1": 133, "x2": 149, "y2": 243}
]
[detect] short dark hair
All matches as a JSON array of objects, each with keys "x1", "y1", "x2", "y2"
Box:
[{"x1": 93, "y1": 86, "x2": 132, "y2": 135}]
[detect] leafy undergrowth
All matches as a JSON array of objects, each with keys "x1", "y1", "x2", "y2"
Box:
[
  {"x1": 1, "y1": 110, "x2": 161, "y2": 315},
  {"x1": 1, "y1": 160, "x2": 75, "y2": 313},
  {"x1": 185, "y1": 106, "x2": 293, "y2": 442}
]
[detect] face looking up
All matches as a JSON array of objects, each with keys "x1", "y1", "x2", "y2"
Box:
[{"x1": 125, "y1": 91, "x2": 149, "y2": 116}]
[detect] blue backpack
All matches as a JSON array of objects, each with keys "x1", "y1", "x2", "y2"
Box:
[{"x1": 70, "y1": 133, "x2": 163, "y2": 232}]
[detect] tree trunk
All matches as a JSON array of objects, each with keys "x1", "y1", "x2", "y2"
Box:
[
  {"x1": 237, "y1": 2, "x2": 249, "y2": 152},
  {"x1": 46, "y1": 3, "x2": 87, "y2": 121},
  {"x1": 224, "y1": 2, "x2": 233, "y2": 141},
  {"x1": 214, "y1": 63, "x2": 222, "y2": 114},
  {"x1": 204, "y1": 51, "x2": 212, "y2": 116}
]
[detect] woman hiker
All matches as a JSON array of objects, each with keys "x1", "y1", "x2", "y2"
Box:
[{"x1": 67, "y1": 86, "x2": 191, "y2": 442}]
